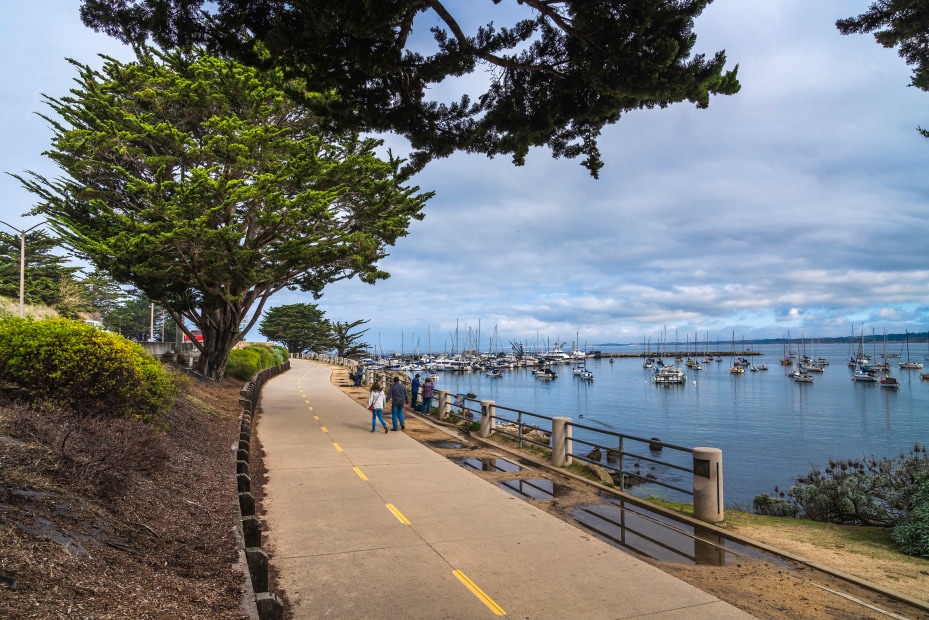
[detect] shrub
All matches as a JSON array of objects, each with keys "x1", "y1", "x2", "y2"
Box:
[
  {"x1": 0, "y1": 317, "x2": 176, "y2": 421},
  {"x1": 246, "y1": 344, "x2": 276, "y2": 369},
  {"x1": 892, "y1": 472, "x2": 929, "y2": 558},
  {"x1": 755, "y1": 446, "x2": 929, "y2": 528},
  {"x1": 226, "y1": 348, "x2": 261, "y2": 381},
  {"x1": 752, "y1": 493, "x2": 800, "y2": 518},
  {"x1": 269, "y1": 345, "x2": 288, "y2": 365}
]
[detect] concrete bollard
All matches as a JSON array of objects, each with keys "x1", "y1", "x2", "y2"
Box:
[
  {"x1": 437, "y1": 390, "x2": 450, "y2": 420},
  {"x1": 239, "y1": 492, "x2": 256, "y2": 517},
  {"x1": 479, "y1": 400, "x2": 495, "y2": 437},
  {"x1": 242, "y1": 514, "x2": 262, "y2": 548},
  {"x1": 255, "y1": 592, "x2": 284, "y2": 620},
  {"x1": 245, "y1": 547, "x2": 269, "y2": 592},
  {"x1": 692, "y1": 447, "x2": 724, "y2": 523},
  {"x1": 551, "y1": 417, "x2": 573, "y2": 466},
  {"x1": 237, "y1": 473, "x2": 251, "y2": 494}
]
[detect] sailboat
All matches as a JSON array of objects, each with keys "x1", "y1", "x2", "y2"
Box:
[
  {"x1": 729, "y1": 331, "x2": 744, "y2": 374},
  {"x1": 899, "y1": 330, "x2": 923, "y2": 369},
  {"x1": 879, "y1": 329, "x2": 899, "y2": 388},
  {"x1": 572, "y1": 333, "x2": 594, "y2": 380}
]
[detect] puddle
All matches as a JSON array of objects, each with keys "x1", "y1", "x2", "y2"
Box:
[
  {"x1": 427, "y1": 440, "x2": 467, "y2": 450},
  {"x1": 498, "y1": 478, "x2": 572, "y2": 500},
  {"x1": 573, "y1": 499, "x2": 793, "y2": 567},
  {"x1": 456, "y1": 457, "x2": 522, "y2": 473}
]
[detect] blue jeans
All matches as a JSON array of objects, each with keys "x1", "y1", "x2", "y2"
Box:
[
  {"x1": 391, "y1": 404, "x2": 405, "y2": 429},
  {"x1": 371, "y1": 408, "x2": 387, "y2": 431},
  {"x1": 421, "y1": 396, "x2": 432, "y2": 415}
]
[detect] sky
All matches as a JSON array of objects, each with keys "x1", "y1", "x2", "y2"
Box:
[{"x1": 2, "y1": 1, "x2": 928, "y2": 354}]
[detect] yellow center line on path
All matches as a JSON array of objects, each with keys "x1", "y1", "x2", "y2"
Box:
[
  {"x1": 321, "y1": 427, "x2": 328, "y2": 433},
  {"x1": 386, "y1": 504, "x2": 411, "y2": 525},
  {"x1": 452, "y1": 570, "x2": 506, "y2": 616},
  {"x1": 313, "y1": 416, "x2": 319, "y2": 421},
  {"x1": 333, "y1": 443, "x2": 343, "y2": 452},
  {"x1": 308, "y1": 406, "x2": 313, "y2": 411},
  {"x1": 353, "y1": 467, "x2": 368, "y2": 481}
]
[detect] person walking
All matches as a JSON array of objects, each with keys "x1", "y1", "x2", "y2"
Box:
[
  {"x1": 411, "y1": 373, "x2": 421, "y2": 411},
  {"x1": 353, "y1": 362, "x2": 363, "y2": 387},
  {"x1": 389, "y1": 376, "x2": 408, "y2": 430},
  {"x1": 421, "y1": 376, "x2": 435, "y2": 415},
  {"x1": 368, "y1": 382, "x2": 388, "y2": 433}
]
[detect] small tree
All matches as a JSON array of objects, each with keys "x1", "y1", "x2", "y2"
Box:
[
  {"x1": 18, "y1": 48, "x2": 430, "y2": 380},
  {"x1": 331, "y1": 319, "x2": 370, "y2": 359},
  {"x1": 258, "y1": 303, "x2": 333, "y2": 355},
  {"x1": 0, "y1": 230, "x2": 80, "y2": 309}
]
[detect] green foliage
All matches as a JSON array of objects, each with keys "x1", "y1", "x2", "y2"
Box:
[
  {"x1": 225, "y1": 344, "x2": 284, "y2": 381},
  {"x1": 892, "y1": 473, "x2": 929, "y2": 558},
  {"x1": 837, "y1": 1, "x2": 929, "y2": 138},
  {"x1": 837, "y1": 1, "x2": 929, "y2": 93},
  {"x1": 754, "y1": 445, "x2": 929, "y2": 531},
  {"x1": 79, "y1": 0, "x2": 740, "y2": 177},
  {"x1": 258, "y1": 304, "x2": 333, "y2": 355},
  {"x1": 225, "y1": 348, "x2": 261, "y2": 381},
  {"x1": 752, "y1": 493, "x2": 800, "y2": 518},
  {"x1": 17, "y1": 47, "x2": 431, "y2": 381},
  {"x1": 248, "y1": 344, "x2": 275, "y2": 370},
  {"x1": 0, "y1": 317, "x2": 177, "y2": 421},
  {"x1": 269, "y1": 345, "x2": 288, "y2": 365}
]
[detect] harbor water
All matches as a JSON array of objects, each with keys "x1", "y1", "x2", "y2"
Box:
[{"x1": 423, "y1": 342, "x2": 929, "y2": 507}]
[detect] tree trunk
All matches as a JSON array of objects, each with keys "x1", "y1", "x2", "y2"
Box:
[{"x1": 194, "y1": 314, "x2": 244, "y2": 381}]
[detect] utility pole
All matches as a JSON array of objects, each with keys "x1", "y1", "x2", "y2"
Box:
[{"x1": 0, "y1": 219, "x2": 47, "y2": 318}]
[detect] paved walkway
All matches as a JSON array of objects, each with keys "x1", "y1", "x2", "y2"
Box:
[{"x1": 256, "y1": 359, "x2": 754, "y2": 619}]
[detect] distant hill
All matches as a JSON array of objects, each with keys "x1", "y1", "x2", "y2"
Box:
[{"x1": 598, "y1": 332, "x2": 929, "y2": 347}]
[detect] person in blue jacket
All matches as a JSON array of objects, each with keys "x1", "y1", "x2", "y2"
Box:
[{"x1": 411, "y1": 374, "x2": 421, "y2": 411}]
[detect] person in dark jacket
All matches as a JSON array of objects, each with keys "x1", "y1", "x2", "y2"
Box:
[
  {"x1": 389, "y1": 376, "x2": 408, "y2": 430},
  {"x1": 411, "y1": 374, "x2": 421, "y2": 411}
]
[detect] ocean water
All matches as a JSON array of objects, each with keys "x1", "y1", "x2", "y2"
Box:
[{"x1": 424, "y1": 342, "x2": 929, "y2": 507}]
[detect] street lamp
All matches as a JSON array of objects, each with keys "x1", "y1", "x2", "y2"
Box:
[{"x1": 0, "y1": 219, "x2": 47, "y2": 318}]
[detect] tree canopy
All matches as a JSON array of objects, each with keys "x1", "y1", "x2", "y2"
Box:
[
  {"x1": 17, "y1": 48, "x2": 430, "y2": 380},
  {"x1": 258, "y1": 303, "x2": 333, "y2": 355},
  {"x1": 837, "y1": 1, "x2": 929, "y2": 93},
  {"x1": 78, "y1": 0, "x2": 740, "y2": 177},
  {"x1": 331, "y1": 319, "x2": 371, "y2": 359},
  {"x1": 838, "y1": 2, "x2": 929, "y2": 138}
]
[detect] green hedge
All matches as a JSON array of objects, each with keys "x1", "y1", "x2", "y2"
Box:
[
  {"x1": 0, "y1": 317, "x2": 177, "y2": 421},
  {"x1": 225, "y1": 344, "x2": 286, "y2": 381}
]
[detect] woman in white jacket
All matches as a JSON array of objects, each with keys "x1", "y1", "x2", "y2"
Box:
[{"x1": 368, "y1": 383, "x2": 389, "y2": 433}]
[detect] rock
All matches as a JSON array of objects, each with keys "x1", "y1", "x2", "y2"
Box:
[
  {"x1": 606, "y1": 449, "x2": 621, "y2": 463},
  {"x1": 586, "y1": 447, "x2": 602, "y2": 461},
  {"x1": 649, "y1": 437, "x2": 663, "y2": 451},
  {"x1": 584, "y1": 463, "x2": 614, "y2": 485}
]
